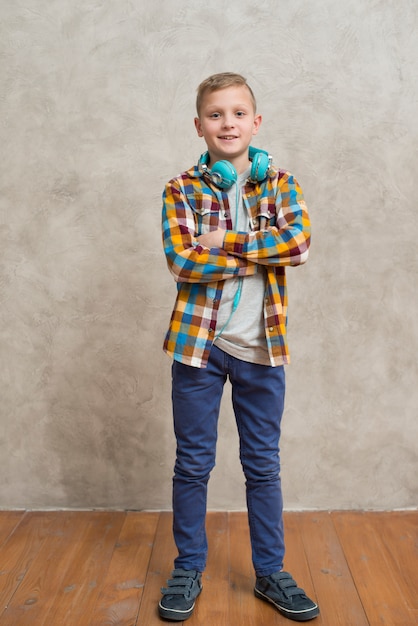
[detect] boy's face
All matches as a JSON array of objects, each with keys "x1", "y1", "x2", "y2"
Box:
[{"x1": 194, "y1": 85, "x2": 262, "y2": 173}]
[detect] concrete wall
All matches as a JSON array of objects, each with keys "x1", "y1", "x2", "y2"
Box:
[{"x1": 1, "y1": 0, "x2": 417, "y2": 510}]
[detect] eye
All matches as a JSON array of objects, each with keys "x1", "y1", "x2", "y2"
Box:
[
  {"x1": 236, "y1": 111, "x2": 246, "y2": 117},
  {"x1": 209, "y1": 112, "x2": 221, "y2": 119}
]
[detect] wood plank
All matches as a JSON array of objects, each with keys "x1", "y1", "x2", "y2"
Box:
[
  {"x1": 333, "y1": 511, "x2": 415, "y2": 626},
  {"x1": 0, "y1": 511, "x2": 70, "y2": 614},
  {"x1": 89, "y1": 511, "x2": 159, "y2": 626},
  {"x1": 367, "y1": 511, "x2": 418, "y2": 610},
  {"x1": 42, "y1": 511, "x2": 126, "y2": 625},
  {"x1": 0, "y1": 511, "x2": 103, "y2": 625},
  {"x1": 0, "y1": 511, "x2": 25, "y2": 547},
  {"x1": 189, "y1": 511, "x2": 229, "y2": 626},
  {"x1": 283, "y1": 513, "x2": 318, "y2": 602},
  {"x1": 0, "y1": 511, "x2": 126, "y2": 625},
  {"x1": 282, "y1": 513, "x2": 324, "y2": 625},
  {"x1": 136, "y1": 512, "x2": 177, "y2": 625},
  {"x1": 295, "y1": 511, "x2": 369, "y2": 626},
  {"x1": 229, "y1": 511, "x2": 283, "y2": 626},
  {"x1": 0, "y1": 510, "x2": 416, "y2": 625}
]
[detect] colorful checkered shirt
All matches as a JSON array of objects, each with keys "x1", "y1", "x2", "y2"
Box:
[{"x1": 162, "y1": 161, "x2": 311, "y2": 368}]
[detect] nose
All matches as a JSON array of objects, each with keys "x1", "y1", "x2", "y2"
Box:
[{"x1": 222, "y1": 115, "x2": 235, "y2": 128}]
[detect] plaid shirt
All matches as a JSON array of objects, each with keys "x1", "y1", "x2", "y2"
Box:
[{"x1": 162, "y1": 161, "x2": 310, "y2": 368}]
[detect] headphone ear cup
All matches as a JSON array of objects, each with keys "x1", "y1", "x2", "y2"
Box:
[
  {"x1": 210, "y1": 160, "x2": 237, "y2": 189},
  {"x1": 250, "y1": 151, "x2": 270, "y2": 182}
]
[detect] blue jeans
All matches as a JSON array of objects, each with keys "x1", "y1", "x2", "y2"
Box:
[{"x1": 171, "y1": 345, "x2": 286, "y2": 577}]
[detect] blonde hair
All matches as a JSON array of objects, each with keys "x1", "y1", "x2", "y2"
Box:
[{"x1": 196, "y1": 72, "x2": 257, "y2": 115}]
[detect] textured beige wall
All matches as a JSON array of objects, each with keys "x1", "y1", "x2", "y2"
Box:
[{"x1": 1, "y1": 0, "x2": 417, "y2": 510}]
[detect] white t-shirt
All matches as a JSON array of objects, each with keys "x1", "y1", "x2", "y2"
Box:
[{"x1": 214, "y1": 169, "x2": 270, "y2": 365}]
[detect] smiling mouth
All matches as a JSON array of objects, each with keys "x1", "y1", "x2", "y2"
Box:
[{"x1": 219, "y1": 135, "x2": 238, "y2": 140}]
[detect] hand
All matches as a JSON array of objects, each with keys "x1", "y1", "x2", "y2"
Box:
[{"x1": 197, "y1": 228, "x2": 226, "y2": 249}]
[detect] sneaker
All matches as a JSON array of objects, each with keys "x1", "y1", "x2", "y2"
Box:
[
  {"x1": 254, "y1": 571, "x2": 319, "y2": 622},
  {"x1": 158, "y1": 568, "x2": 202, "y2": 621}
]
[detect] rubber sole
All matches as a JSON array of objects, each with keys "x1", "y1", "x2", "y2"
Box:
[
  {"x1": 254, "y1": 587, "x2": 319, "y2": 622},
  {"x1": 158, "y1": 599, "x2": 196, "y2": 621}
]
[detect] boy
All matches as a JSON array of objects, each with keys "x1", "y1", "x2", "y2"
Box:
[{"x1": 159, "y1": 72, "x2": 319, "y2": 622}]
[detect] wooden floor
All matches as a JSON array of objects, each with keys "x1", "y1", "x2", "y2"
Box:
[{"x1": 0, "y1": 511, "x2": 416, "y2": 625}]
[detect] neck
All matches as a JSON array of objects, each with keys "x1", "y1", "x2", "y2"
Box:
[{"x1": 234, "y1": 157, "x2": 252, "y2": 175}]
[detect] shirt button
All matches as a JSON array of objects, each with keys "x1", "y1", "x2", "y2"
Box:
[
  {"x1": 208, "y1": 328, "x2": 214, "y2": 334},
  {"x1": 269, "y1": 327, "x2": 274, "y2": 332},
  {"x1": 224, "y1": 212, "x2": 229, "y2": 218},
  {"x1": 252, "y1": 218, "x2": 258, "y2": 225}
]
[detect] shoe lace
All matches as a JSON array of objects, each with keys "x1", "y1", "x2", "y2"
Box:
[{"x1": 161, "y1": 569, "x2": 199, "y2": 599}]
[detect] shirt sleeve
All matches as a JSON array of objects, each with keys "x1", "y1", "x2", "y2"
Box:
[
  {"x1": 162, "y1": 178, "x2": 258, "y2": 284},
  {"x1": 222, "y1": 172, "x2": 311, "y2": 266}
]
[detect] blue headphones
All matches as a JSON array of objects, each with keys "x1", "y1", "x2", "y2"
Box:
[{"x1": 198, "y1": 146, "x2": 272, "y2": 189}]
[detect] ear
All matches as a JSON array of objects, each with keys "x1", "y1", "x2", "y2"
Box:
[
  {"x1": 194, "y1": 117, "x2": 204, "y2": 137},
  {"x1": 252, "y1": 114, "x2": 262, "y2": 136}
]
